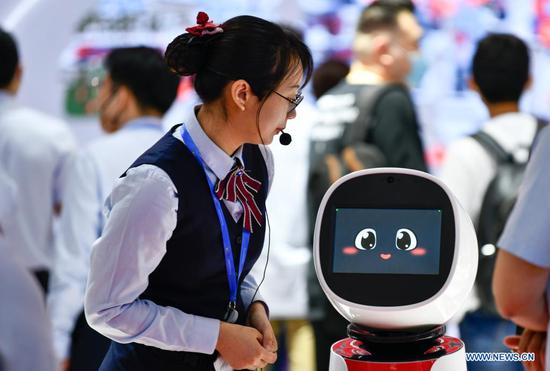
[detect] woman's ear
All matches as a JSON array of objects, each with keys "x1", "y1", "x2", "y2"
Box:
[{"x1": 230, "y1": 79, "x2": 252, "y2": 112}]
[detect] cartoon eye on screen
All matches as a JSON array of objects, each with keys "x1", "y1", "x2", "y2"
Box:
[{"x1": 333, "y1": 208, "x2": 442, "y2": 275}]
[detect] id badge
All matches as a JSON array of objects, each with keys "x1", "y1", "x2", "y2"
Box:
[{"x1": 224, "y1": 303, "x2": 239, "y2": 324}]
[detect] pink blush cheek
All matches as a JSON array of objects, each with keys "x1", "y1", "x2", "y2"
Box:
[
  {"x1": 343, "y1": 246, "x2": 358, "y2": 255},
  {"x1": 410, "y1": 247, "x2": 426, "y2": 256}
]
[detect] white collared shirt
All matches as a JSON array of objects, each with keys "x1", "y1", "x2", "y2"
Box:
[
  {"x1": 0, "y1": 167, "x2": 56, "y2": 371},
  {"x1": 84, "y1": 110, "x2": 273, "y2": 355},
  {"x1": 47, "y1": 117, "x2": 164, "y2": 359},
  {"x1": 0, "y1": 92, "x2": 76, "y2": 270}
]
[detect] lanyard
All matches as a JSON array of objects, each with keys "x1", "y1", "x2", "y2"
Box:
[{"x1": 182, "y1": 127, "x2": 250, "y2": 309}]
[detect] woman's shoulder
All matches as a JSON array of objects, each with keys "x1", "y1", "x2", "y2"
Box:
[{"x1": 113, "y1": 164, "x2": 178, "y2": 201}]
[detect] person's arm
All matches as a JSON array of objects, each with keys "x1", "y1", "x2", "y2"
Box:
[
  {"x1": 47, "y1": 151, "x2": 102, "y2": 362},
  {"x1": 84, "y1": 165, "x2": 220, "y2": 354},
  {"x1": 0, "y1": 169, "x2": 16, "y2": 236},
  {"x1": 51, "y1": 124, "x2": 77, "y2": 215},
  {"x1": 495, "y1": 127, "x2": 550, "y2": 332},
  {"x1": 370, "y1": 89, "x2": 427, "y2": 172},
  {"x1": 493, "y1": 250, "x2": 549, "y2": 331}
]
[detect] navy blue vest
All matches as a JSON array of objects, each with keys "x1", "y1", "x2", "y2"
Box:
[
  {"x1": 100, "y1": 126, "x2": 268, "y2": 370},
  {"x1": 126, "y1": 125, "x2": 268, "y2": 323}
]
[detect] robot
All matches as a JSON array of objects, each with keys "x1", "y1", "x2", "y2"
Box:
[{"x1": 313, "y1": 168, "x2": 478, "y2": 371}]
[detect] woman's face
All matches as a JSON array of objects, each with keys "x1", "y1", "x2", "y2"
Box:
[{"x1": 253, "y1": 68, "x2": 304, "y2": 145}]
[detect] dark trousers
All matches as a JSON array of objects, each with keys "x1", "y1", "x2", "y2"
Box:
[
  {"x1": 69, "y1": 311, "x2": 111, "y2": 371},
  {"x1": 100, "y1": 341, "x2": 217, "y2": 371},
  {"x1": 311, "y1": 303, "x2": 348, "y2": 371}
]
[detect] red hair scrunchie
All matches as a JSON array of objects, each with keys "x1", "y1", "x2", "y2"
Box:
[{"x1": 185, "y1": 11, "x2": 224, "y2": 37}]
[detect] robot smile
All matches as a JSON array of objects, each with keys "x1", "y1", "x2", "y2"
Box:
[{"x1": 380, "y1": 253, "x2": 392, "y2": 260}]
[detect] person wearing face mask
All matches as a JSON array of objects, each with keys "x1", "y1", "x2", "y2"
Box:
[
  {"x1": 342, "y1": 0, "x2": 426, "y2": 171},
  {"x1": 47, "y1": 46, "x2": 179, "y2": 371},
  {"x1": 84, "y1": 12, "x2": 313, "y2": 371},
  {"x1": 307, "y1": 2, "x2": 427, "y2": 369}
]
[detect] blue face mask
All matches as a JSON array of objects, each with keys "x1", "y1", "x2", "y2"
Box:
[{"x1": 407, "y1": 52, "x2": 428, "y2": 89}]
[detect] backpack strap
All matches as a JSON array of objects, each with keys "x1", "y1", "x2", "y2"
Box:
[
  {"x1": 473, "y1": 116, "x2": 548, "y2": 164},
  {"x1": 471, "y1": 131, "x2": 514, "y2": 164},
  {"x1": 343, "y1": 84, "x2": 395, "y2": 146}
]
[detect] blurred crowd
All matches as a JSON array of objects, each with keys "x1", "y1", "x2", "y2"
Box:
[{"x1": 0, "y1": 1, "x2": 548, "y2": 371}]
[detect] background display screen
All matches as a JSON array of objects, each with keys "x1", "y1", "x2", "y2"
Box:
[{"x1": 333, "y1": 208, "x2": 442, "y2": 275}]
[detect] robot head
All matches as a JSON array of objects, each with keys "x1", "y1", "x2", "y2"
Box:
[{"x1": 313, "y1": 168, "x2": 478, "y2": 330}]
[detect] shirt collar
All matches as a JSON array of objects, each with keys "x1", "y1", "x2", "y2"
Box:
[
  {"x1": 184, "y1": 105, "x2": 244, "y2": 181},
  {"x1": 122, "y1": 116, "x2": 163, "y2": 131},
  {"x1": 0, "y1": 91, "x2": 15, "y2": 110}
]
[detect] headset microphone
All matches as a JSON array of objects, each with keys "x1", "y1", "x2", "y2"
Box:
[{"x1": 279, "y1": 130, "x2": 292, "y2": 145}]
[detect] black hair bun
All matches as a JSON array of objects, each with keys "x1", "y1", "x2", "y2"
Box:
[{"x1": 164, "y1": 33, "x2": 208, "y2": 76}]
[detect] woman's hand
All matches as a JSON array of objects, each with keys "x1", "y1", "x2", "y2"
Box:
[
  {"x1": 215, "y1": 321, "x2": 276, "y2": 370},
  {"x1": 504, "y1": 329, "x2": 546, "y2": 371},
  {"x1": 247, "y1": 302, "x2": 278, "y2": 353}
]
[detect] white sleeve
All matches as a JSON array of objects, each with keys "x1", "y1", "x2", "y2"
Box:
[
  {"x1": 84, "y1": 165, "x2": 220, "y2": 354},
  {"x1": 0, "y1": 169, "x2": 17, "y2": 229},
  {"x1": 47, "y1": 150, "x2": 102, "y2": 359},
  {"x1": 51, "y1": 125, "x2": 77, "y2": 205}
]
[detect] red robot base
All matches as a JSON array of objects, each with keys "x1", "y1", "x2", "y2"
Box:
[{"x1": 329, "y1": 325, "x2": 467, "y2": 371}]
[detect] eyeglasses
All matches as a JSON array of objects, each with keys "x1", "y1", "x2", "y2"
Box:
[{"x1": 273, "y1": 90, "x2": 304, "y2": 114}]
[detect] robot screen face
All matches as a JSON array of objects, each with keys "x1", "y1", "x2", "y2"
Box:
[
  {"x1": 316, "y1": 171, "x2": 457, "y2": 307},
  {"x1": 333, "y1": 208, "x2": 442, "y2": 275}
]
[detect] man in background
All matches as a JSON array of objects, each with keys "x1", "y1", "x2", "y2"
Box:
[
  {"x1": 0, "y1": 28, "x2": 76, "y2": 293},
  {"x1": 308, "y1": 1, "x2": 426, "y2": 369},
  {"x1": 47, "y1": 47, "x2": 179, "y2": 371},
  {"x1": 440, "y1": 34, "x2": 537, "y2": 371}
]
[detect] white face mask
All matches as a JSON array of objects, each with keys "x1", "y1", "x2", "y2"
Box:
[{"x1": 407, "y1": 52, "x2": 428, "y2": 89}]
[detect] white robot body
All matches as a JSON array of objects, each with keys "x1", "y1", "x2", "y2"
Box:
[
  {"x1": 314, "y1": 169, "x2": 478, "y2": 329},
  {"x1": 312, "y1": 168, "x2": 478, "y2": 371}
]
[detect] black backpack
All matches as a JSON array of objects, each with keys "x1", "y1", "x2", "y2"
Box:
[
  {"x1": 471, "y1": 118, "x2": 546, "y2": 315},
  {"x1": 306, "y1": 84, "x2": 393, "y2": 233}
]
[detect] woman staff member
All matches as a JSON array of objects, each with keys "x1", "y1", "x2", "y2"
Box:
[{"x1": 84, "y1": 12, "x2": 313, "y2": 371}]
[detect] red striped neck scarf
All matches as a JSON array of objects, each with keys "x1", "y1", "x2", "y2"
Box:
[{"x1": 214, "y1": 159, "x2": 263, "y2": 232}]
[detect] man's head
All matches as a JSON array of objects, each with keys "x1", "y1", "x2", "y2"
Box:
[
  {"x1": 353, "y1": 0, "x2": 423, "y2": 83},
  {"x1": 98, "y1": 46, "x2": 180, "y2": 133},
  {"x1": 0, "y1": 28, "x2": 22, "y2": 95},
  {"x1": 471, "y1": 33, "x2": 530, "y2": 105}
]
